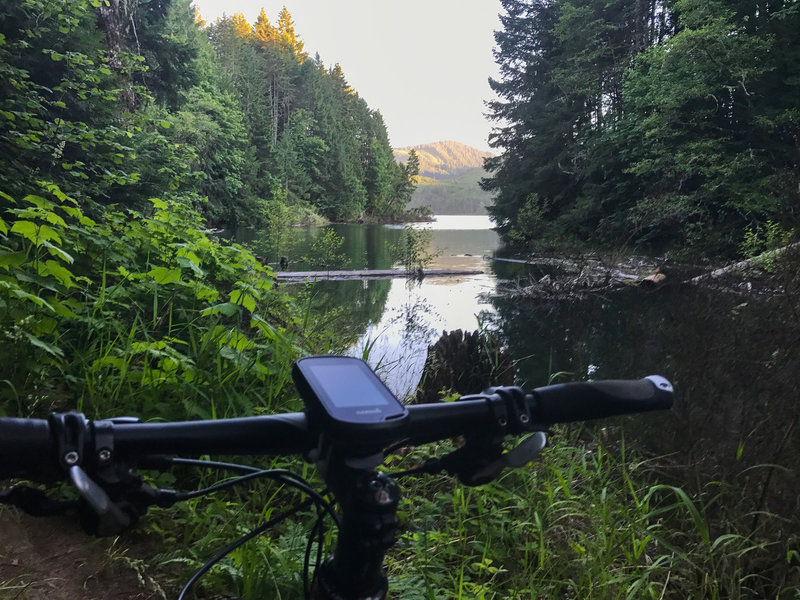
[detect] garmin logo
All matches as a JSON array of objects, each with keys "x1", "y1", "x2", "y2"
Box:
[{"x1": 355, "y1": 408, "x2": 382, "y2": 415}]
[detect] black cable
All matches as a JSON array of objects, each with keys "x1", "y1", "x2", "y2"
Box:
[
  {"x1": 176, "y1": 499, "x2": 314, "y2": 600},
  {"x1": 176, "y1": 469, "x2": 306, "y2": 500},
  {"x1": 303, "y1": 511, "x2": 327, "y2": 599},
  {"x1": 172, "y1": 467, "x2": 340, "y2": 527},
  {"x1": 167, "y1": 460, "x2": 340, "y2": 599},
  {"x1": 169, "y1": 457, "x2": 264, "y2": 474}
]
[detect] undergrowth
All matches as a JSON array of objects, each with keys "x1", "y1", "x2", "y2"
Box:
[
  {"x1": 0, "y1": 184, "x2": 308, "y2": 419},
  {"x1": 2, "y1": 185, "x2": 797, "y2": 599},
  {"x1": 385, "y1": 433, "x2": 799, "y2": 600}
]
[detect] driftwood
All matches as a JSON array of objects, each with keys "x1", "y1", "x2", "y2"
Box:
[
  {"x1": 508, "y1": 267, "x2": 669, "y2": 299},
  {"x1": 688, "y1": 243, "x2": 800, "y2": 285},
  {"x1": 275, "y1": 269, "x2": 482, "y2": 282},
  {"x1": 493, "y1": 255, "x2": 667, "y2": 297},
  {"x1": 415, "y1": 329, "x2": 514, "y2": 404}
]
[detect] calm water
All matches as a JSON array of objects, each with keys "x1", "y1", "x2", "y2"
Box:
[
  {"x1": 241, "y1": 215, "x2": 503, "y2": 395},
  {"x1": 242, "y1": 217, "x2": 800, "y2": 584}
]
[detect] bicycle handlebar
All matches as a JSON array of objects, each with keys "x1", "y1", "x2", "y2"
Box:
[{"x1": 0, "y1": 376, "x2": 673, "y2": 480}]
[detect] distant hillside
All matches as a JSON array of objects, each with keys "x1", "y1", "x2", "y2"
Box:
[
  {"x1": 393, "y1": 141, "x2": 495, "y2": 215},
  {"x1": 394, "y1": 141, "x2": 494, "y2": 180}
]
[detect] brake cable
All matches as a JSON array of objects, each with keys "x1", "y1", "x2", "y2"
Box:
[{"x1": 177, "y1": 497, "x2": 317, "y2": 600}]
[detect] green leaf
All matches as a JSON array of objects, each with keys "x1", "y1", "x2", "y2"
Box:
[
  {"x1": 11, "y1": 288, "x2": 54, "y2": 312},
  {"x1": 49, "y1": 298, "x2": 80, "y2": 319},
  {"x1": 38, "y1": 260, "x2": 74, "y2": 287},
  {"x1": 23, "y1": 195, "x2": 53, "y2": 210},
  {"x1": 0, "y1": 251, "x2": 26, "y2": 270},
  {"x1": 92, "y1": 356, "x2": 126, "y2": 370},
  {"x1": 10, "y1": 220, "x2": 38, "y2": 242},
  {"x1": 42, "y1": 240, "x2": 74, "y2": 264},
  {"x1": 23, "y1": 332, "x2": 64, "y2": 357},
  {"x1": 148, "y1": 266, "x2": 181, "y2": 285},
  {"x1": 35, "y1": 224, "x2": 61, "y2": 245},
  {"x1": 12, "y1": 221, "x2": 62, "y2": 246},
  {"x1": 177, "y1": 256, "x2": 204, "y2": 277},
  {"x1": 44, "y1": 211, "x2": 67, "y2": 228},
  {"x1": 0, "y1": 217, "x2": 7, "y2": 235},
  {"x1": 230, "y1": 289, "x2": 256, "y2": 313},
  {"x1": 200, "y1": 302, "x2": 239, "y2": 317}
]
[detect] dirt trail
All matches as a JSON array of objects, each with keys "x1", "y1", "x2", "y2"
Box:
[{"x1": 0, "y1": 508, "x2": 164, "y2": 600}]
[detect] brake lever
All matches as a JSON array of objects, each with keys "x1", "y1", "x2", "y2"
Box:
[
  {"x1": 69, "y1": 465, "x2": 132, "y2": 536},
  {"x1": 441, "y1": 431, "x2": 548, "y2": 486},
  {"x1": 502, "y1": 431, "x2": 548, "y2": 468}
]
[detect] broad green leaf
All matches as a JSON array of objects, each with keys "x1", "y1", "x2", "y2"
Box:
[
  {"x1": 50, "y1": 298, "x2": 81, "y2": 319},
  {"x1": 230, "y1": 289, "x2": 256, "y2": 313},
  {"x1": 23, "y1": 332, "x2": 64, "y2": 357},
  {"x1": 148, "y1": 266, "x2": 181, "y2": 285},
  {"x1": 44, "y1": 211, "x2": 67, "y2": 228},
  {"x1": 191, "y1": 283, "x2": 218, "y2": 302},
  {"x1": 42, "y1": 240, "x2": 74, "y2": 263},
  {"x1": 0, "y1": 217, "x2": 6, "y2": 235},
  {"x1": 150, "y1": 198, "x2": 168, "y2": 209},
  {"x1": 10, "y1": 220, "x2": 38, "y2": 242},
  {"x1": 92, "y1": 356, "x2": 126, "y2": 370},
  {"x1": 177, "y1": 255, "x2": 204, "y2": 277},
  {"x1": 200, "y1": 302, "x2": 238, "y2": 317},
  {"x1": 36, "y1": 224, "x2": 61, "y2": 245},
  {"x1": 23, "y1": 195, "x2": 54, "y2": 210},
  {"x1": 38, "y1": 260, "x2": 73, "y2": 287},
  {"x1": 0, "y1": 251, "x2": 27, "y2": 271},
  {"x1": 13, "y1": 222, "x2": 62, "y2": 246},
  {"x1": 34, "y1": 316, "x2": 58, "y2": 335}
]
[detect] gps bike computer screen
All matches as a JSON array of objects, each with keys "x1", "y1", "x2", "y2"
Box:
[{"x1": 292, "y1": 356, "x2": 408, "y2": 433}]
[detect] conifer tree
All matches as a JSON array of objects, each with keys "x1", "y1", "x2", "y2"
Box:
[
  {"x1": 277, "y1": 7, "x2": 306, "y2": 60},
  {"x1": 254, "y1": 8, "x2": 278, "y2": 44},
  {"x1": 230, "y1": 12, "x2": 252, "y2": 39}
]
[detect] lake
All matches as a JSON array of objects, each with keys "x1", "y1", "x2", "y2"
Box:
[
  {"x1": 241, "y1": 215, "x2": 505, "y2": 395},
  {"x1": 241, "y1": 215, "x2": 800, "y2": 586}
]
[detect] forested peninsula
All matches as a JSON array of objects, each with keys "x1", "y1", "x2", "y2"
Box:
[{"x1": 484, "y1": 0, "x2": 800, "y2": 257}]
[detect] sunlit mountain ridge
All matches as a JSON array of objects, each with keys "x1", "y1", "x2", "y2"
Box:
[{"x1": 393, "y1": 141, "x2": 495, "y2": 215}]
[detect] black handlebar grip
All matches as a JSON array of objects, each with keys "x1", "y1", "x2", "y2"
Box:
[
  {"x1": 530, "y1": 375, "x2": 674, "y2": 425},
  {"x1": 0, "y1": 418, "x2": 54, "y2": 480}
]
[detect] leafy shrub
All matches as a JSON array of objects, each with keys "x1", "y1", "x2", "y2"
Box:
[{"x1": 0, "y1": 185, "x2": 302, "y2": 419}]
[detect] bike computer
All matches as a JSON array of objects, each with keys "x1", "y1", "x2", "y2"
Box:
[{"x1": 292, "y1": 356, "x2": 409, "y2": 445}]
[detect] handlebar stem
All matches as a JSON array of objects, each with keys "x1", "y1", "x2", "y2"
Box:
[{"x1": 312, "y1": 463, "x2": 400, "y2": 600}]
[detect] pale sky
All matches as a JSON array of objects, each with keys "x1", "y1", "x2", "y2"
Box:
[{"x1": 192, "y1": 0, "x2": 502, "y2": 152}]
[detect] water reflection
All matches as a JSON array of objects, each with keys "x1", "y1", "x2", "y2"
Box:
[
  {"x1": 487, "y1": 274, "x2": 800, "y2": 564},
  {"x1": 240, "y1": 217, "x2": 502, "y2": 395},
  {"x1": 241, "y1": 216, "x2": 799, "y2": 586}
]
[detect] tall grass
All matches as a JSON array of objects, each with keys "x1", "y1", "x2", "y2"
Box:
[
  {"x1": 386, "y1": 432, "x2": 796, "y2": 599},
  {"x1": 3, "y1": 185, "x2": 797, "y2": 599}
]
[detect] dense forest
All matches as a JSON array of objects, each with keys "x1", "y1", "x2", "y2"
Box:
[
  {"x1": 0, "y1": 0, "x2": 422, "y2": 420},
  {"x1": 0, "y1": 0, "x2": 418, "y2": 229},
  {"x1": 483, "y1": 0, "x2": 800, "y2": 256}
]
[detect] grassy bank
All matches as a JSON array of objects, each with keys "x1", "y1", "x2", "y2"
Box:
[{"x1": 1, "y1": 187, "x2": 797, "y2": 598}]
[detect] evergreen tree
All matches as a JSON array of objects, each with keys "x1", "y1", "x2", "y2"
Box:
[
  {"x1": 277, "y1": 6, "x2": 307, "y2": 60},
  {"x1": 485, "y1": 0, "x2": 799, "y2": 254}
]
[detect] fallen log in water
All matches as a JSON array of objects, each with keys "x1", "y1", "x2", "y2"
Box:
[
  {"x1": 687, "y1": 242, "x2": 800, "y2": 284},
  {"x1": 275, "y1": 268, "x2": 483, "y2": 282}
]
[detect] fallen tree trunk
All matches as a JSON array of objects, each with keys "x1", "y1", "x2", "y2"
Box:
[
  {"x1": 275, "y1": 268, "x2": 483, "y2": 282},
  {"x1": 688, "y1": 243, "x2": 800, "y2": 284}
]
